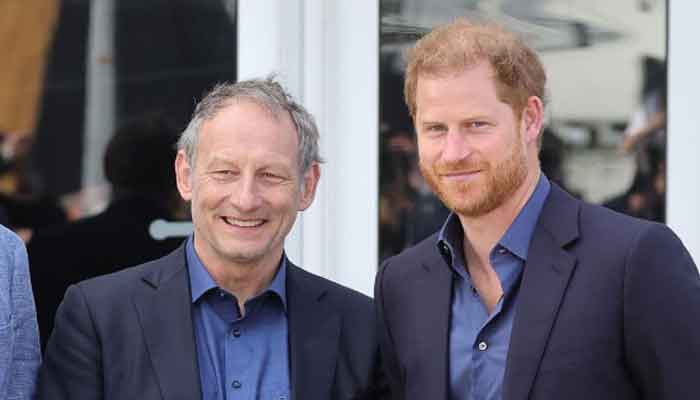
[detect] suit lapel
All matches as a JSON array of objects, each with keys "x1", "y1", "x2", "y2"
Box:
[
  {"x1": 287, "y1": 262, "x2": 341, "y2": 400},
  {"x1": 132, "y1": 245, "x2": 202, "y2": 400},
  {"x1": 418, "y1": 249, "x2": 453, "y2": 399},
  {"x1": 503, "y1": 184, "x2": 580, "y2": 400}
]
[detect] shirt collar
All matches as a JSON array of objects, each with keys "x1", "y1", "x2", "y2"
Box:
[
  {"x1": 498, "y1": 173, "x2": 550, "y2": 260},
  {"x1": 436, "y1": 173, "x2": 551, "y2": 264},
  {"x1": 437, "y1": 212, "x2": 466, "y2": 274},
  {"x1": 186, "y1": 236, "x2": 288, "y2": 310}
]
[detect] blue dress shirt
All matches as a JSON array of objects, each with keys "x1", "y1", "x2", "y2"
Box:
[
  {"x1": 186, "y1": 237, "x2": 291, "y2": 400},
  {"x1": 438, "y1": 175, "x2": 550, "y2": 400}
]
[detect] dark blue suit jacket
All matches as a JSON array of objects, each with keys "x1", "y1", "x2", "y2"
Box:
[
  {"x1": 376, "y1": 183, "x2": 700, "y2": 400},
  {"x1": 38, "y1": 245, "x2": 387, "y2": 399}
]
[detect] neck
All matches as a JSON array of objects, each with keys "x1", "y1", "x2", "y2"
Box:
[
  {"x1": 193, "y1": 238, "x2": 282, "y2": 313},
  {"x1": 459, "y1": 168, "x2": 541, "y2": 269}
]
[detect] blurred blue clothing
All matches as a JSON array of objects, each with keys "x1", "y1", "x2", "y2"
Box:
[{"x1": 0, "y1": 225, "x2": 41, "y2": 399}]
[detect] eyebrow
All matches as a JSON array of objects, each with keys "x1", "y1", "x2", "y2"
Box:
[
  {"x1": 420, "y1": 121, "x2": 446, "y2": 127},
  {"x1": 206, "y1": 157, "x2": 236, "y2": 168},
  {"x1": 206, "y1": 156, "x2": 293, "y2": 173},
  {"x1": 420, "y1": 115, "x2": 492, "y2": 125}
]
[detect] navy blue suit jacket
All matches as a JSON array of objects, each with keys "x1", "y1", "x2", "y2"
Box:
[
  {"x1": 38, "y1": 245, "x2": 387, "y2": 399},
  {"x1": 376, "y1": 183, "x2": 700, "y2": 400}
]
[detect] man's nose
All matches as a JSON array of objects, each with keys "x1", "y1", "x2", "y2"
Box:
[
  {"x1": 230, "y1": 174, "x2": 263, "y2": 212},
  {"x1": 441, "y1": 131, "x2": 474, "y2": 163}
]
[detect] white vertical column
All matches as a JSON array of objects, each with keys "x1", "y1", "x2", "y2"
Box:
[
  {"x1": 83, "y1": 0, "x2": 115, "y2": 195},
  {"x1": 238, "y1": 1, "x2": 379, "y2": 295},
  {"x1": 298, "y1": 0, "x2": 329, "y2": 279},
  {"x1": 238, "y1": 0, "x2": 306, "y2": 268},
  {"x1": 318, "y1": 1, "x2": 379, "y2": 296},
  {"x1": 668, "y1": 1, "x2": 700, "y2": 264}
]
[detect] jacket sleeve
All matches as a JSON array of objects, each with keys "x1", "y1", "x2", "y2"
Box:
[
  {"x1": 37, "y1": 284, "x2": 103, "y2": 399},
  {"x1": 374, "y1": 259, "x2": 404, "y2": 400},
  {"x1": 623, "y1": 223, "x2": 700, "y2": 399},
  {"x1": 8, "y1": 235, "x2": 41, "y2": 400}
]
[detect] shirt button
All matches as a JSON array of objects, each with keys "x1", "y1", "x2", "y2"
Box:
[
  {"x1": 498, "y1": 247, "x2": 507, "y2": 254},
  {"x1": 478, "y1": 341, "x2": 488, "y2": 351},
  {"x1": 231, "y1": 327, "x2": 241, "y2": 338},
  {"x1": 231, "y1": 380, "x2": 242, "y2": 389}
]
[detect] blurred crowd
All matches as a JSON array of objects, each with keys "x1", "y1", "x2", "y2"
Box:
[{"x1": 0, "y1": 116, "x2": 188, "y2": 348}]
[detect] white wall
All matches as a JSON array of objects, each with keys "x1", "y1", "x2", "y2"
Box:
[{"x1": 667, "y1": 0, "x2": 700, "y2": 263}]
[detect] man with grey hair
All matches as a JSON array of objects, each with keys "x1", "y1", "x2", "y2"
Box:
[{"x1": 38, "y1": 77, "x2": 388, "y2": 400}]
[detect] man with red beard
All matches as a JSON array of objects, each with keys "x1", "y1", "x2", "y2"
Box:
[{"x1": 375, "y1": 19, "x2": 700, "y2": 400}]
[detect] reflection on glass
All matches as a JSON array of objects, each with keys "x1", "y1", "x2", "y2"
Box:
[
  {"x1": 379, "y1": 0, "x2": 667, "y2": 261},
  {"x1": 0, "y1": 0, "x2": 237, "y2": 347},
  {"x1": 0, "y1": 0, "x2": 236, "y2": 230}
]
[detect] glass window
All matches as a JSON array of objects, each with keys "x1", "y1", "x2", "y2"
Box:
[
  {"x1": 1, "y1": 0, "x2": 236, "y2": 348},
  {"x1": 0, "y1": 0, "x2": 236, "y2": 237},
  {"x1": 379, "y1": 0, "x2": 667, "y2": 261}
]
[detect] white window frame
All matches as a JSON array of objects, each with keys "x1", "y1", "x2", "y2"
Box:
[
  {"x1": 668, "y1": 0, "x2": 700, "y2": 264},
  {"x1": 238, "y1": 0, "x2": 699, "y2": 294}
]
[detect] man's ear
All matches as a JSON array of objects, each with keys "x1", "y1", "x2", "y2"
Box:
[
  {"x1": 521, "y1": 95, "x2": 545, "y2": 145},
  {"x1": 299, "y1": 162, "x2": 321, "y2": 211},
  {"x1": 175, "y1": 150, "x2": 193, "y2": 201}
]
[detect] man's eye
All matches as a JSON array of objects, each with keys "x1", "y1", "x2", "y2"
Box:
[
  {"x1": 261, "y1": 172, "x2": 285, "y2": 183},
  {"x1": 424, "y1": 125, "x2": 446, "y2": 134},
  {"x1": 467, "y1": 121, "x2": 488, "y2": 129},
  {"x1": 211, "y1": 170, "x2": 235, "y2": 179}
]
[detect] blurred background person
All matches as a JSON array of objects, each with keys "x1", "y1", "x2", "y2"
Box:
[
  {"x1": 0, "y1": 224, "x2": 40, "y2": 399},
  {"x1": 379, "y1": 128, "x2": 451, "y2": 262},
  {"x1": 606, "y1": 56, "x2": 667, "y2": 221},
  {"x1": 28, "y1": 116, "x2": 186, "y2": 348},
  {"x1": 0, "y1": 130, "x2": 67, "y2": 242}
]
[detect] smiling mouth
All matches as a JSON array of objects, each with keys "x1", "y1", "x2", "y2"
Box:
[
  {"x1": 222, "y1": 217, "x2": 266, "y2": 228},
  {"x1": 440, "y1": 170, "x2": 481, "y2": 178}
]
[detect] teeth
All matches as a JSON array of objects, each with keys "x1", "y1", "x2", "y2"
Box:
[{"x1": 224, "y1": 217, "x2": 265, "y2": 228}]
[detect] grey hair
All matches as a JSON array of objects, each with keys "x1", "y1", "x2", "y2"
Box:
[{"x1": 178, "y1": 77, "x2": 323, "y2": 175}]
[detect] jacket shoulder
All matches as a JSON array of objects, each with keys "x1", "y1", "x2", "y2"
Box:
[
  {"x1": 288, "y1": 264, "x2": 373, "y2": 313},
  {"x1": 379, "y1": 232, "x2": 441, "y2": 282},
  {"x1": 542, "y1": 184, "x2": 665, "y2": 250},
  {"x1": 576, "y1": 199, "x2": 669, "y2": 249},
  {"x1": 72, "y1": 246, "x2": 184, "y2": 301}
]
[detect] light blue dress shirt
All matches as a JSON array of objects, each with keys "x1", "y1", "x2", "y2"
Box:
[
  {"x1": 438, "y1": 175, "x2": 550, "y2": 400},
  {"x1": 0, "y1": 225, "x2": 40, "y2": 400},
  {"x1": 186, "y1": 237, "x2": 291, "y2": 400}
]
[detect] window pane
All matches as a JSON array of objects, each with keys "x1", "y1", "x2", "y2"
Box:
[
  {"x1": 0, "y1": 0, "x2": 236, "y2": 347},
  {"x1": 379, "y1": 0, "x2": 667, "y2": 261},
  {"x1": 0, "y1": 0, "x2": 236, "y2": 232}
]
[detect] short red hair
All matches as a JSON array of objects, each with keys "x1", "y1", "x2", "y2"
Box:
[{"x1": 404, "y1": 19, "x2": 547, "y2": 120}]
